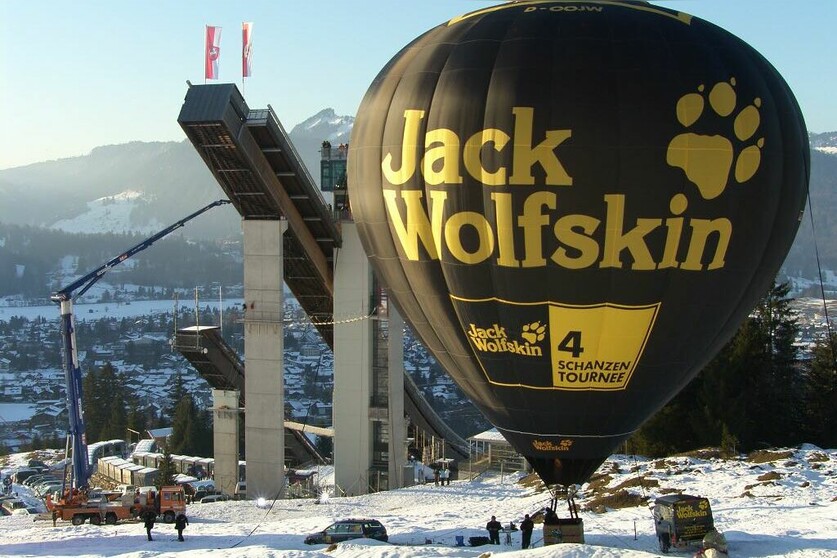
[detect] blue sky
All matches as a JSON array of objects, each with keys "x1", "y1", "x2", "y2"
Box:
[{"x1": 1, "y1": 0, "x2": 834, "y2": 170}]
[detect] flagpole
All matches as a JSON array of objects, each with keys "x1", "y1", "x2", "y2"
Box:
[
  {"x1": 242, "y1": 22, "x2": 253, "y2": 95},
  {"x1": 205, "y1": 25, "x2": 221, "y2": 84}
]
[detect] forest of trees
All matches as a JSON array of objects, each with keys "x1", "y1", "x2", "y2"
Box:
[
  {"x1": 0, "y1": 223, "x2": 242, "y2": 299},
  {"x1": 81, "y1": 365, "x2": 213, "y2": 459},
  {"x1": 630, "y1": 282, "x2": 837, "y2": 456}
]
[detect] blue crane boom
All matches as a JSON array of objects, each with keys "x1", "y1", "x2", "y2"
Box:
[{"x1": 50, "y1": 199, "x2": 231, "y2": 489}]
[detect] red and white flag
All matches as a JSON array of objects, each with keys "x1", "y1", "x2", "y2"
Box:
[
  {"x1": 205, "y1": 25, "x2": 222, "y2": 80},
  {"x1": 242, "y1": 22, "x2": 253, "y2": 78}
]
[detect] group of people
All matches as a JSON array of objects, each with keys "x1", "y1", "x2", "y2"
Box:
[
  {"x1": 142, "y1": 511, "x2": 189, "y2": 542},
  {"x1": 487, "y1": 512, "x2": 728, "y2": 554},
  {"x1": 433, "y1": 467, "x2": 451, "y2": 486},
  {"x1": 485, "y1": 514, "x2": 535, "y2": 549}
]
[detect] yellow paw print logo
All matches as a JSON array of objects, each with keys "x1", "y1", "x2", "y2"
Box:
[
  {"x1": 666, "y1": 78, "x2": 763, "y2": 200},
  {"x1": 521, "y1": 321, "x2": 546, "y2": 344}
]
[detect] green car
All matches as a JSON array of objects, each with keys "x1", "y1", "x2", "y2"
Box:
[{"x1": 304, "y1": 518, "x2": 389, "y2": 545}]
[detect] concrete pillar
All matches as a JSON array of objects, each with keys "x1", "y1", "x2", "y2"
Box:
[
  {"x1": 243, "y1": 219, "x2": 286, "y2": 500},
  {"x1": 387, "y1": 305, "x2": 407, "y2": 487},
  {"x1": 333, "y1": 222, "x2": 372, "y2": 495},
  {"x1": 212, "y1": 389, "x2": 240, "y2": 496}
]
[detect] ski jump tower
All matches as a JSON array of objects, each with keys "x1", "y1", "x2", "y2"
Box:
[{"x1": 178, "y1": 84, "x2": 412, "y2": 498}]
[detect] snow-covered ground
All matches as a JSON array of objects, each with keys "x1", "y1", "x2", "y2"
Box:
[{"x1": 0, "y1": 445, "x2": 834, "y2": 557}]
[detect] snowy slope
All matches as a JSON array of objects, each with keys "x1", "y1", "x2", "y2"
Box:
[
  {"x1": 0, "y1": 445, "x2": 834, "y2": 557},
  {"x1": 49, "y1": 190, "x2": 163, "y2": 235}
]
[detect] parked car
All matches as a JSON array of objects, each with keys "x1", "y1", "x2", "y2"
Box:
[
  {"x1": 192, "y1": 488, "x2": 219, "y2": 502},
  {"x1": 200, "y1": 493, "x2": 230, "y2": 504},
  {"x1": 29, "y1": 475, "x2": 60, "y2": 487},
  {"x1": 12, "y1": 506, "x2": 42, "y2": 515},
  {"x1": 23, "y1": 474, "x2": 55, "y2": 487},
  {"x1": 304, "y1": 518, "x2": 388, "y2": 545},
  {"x1": 1, "y1": 499, "x2": 27, "y2": 514},
  {"x1": 35, "y1": 481, "x2": 64, "y2": 497},
  {"x1": 39, "y1": 485, "x2": 63, "y2": 499},
  {"x1": 27, "y1": 459, "x2": 49, "y2": 472},
  {"x1": 11, "y1": 468, "x2": 40, "y2": 484}
]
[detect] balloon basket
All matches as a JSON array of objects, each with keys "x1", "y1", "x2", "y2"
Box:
[{"x1": 543, "y1": 517, "x2": 585, "y2": 545}]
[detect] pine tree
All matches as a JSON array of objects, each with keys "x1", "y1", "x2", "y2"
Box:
[
  {"x1": 631, "y1": 280, "x2": 802, "y2": 455},
  {"x1": 804, "y1": 333, "x2": 837, "y2": 447},
  {"x1": 168, "y1": 395, "x2": 193, "y2": 454},
  {"x1": 156, "y1": 444, "x2": 177, "y2": 488},
  {"x1": 704, "y1": 317, "x2": 772, "y2": 451},
  {"x1": 315, "y1": 435, "x2": 333, "y2": 459},
  {"x1": 29, "y1": 433, "x2": 43, "y2": 450},
  {"x1": 720, "y1": 423, "x2": 739, "y2": 457},
  {"x1": 750, "y1": 282, "x2": 803, "y2": 446},
  {"x1": 167, "y1": 373, "x2": 188, "y2": 418},
  {"x1": 628, "y1": 378, "x2": 703, "y2": 456},
  {"x1": 193, "y1": 408, "x2": 214, "y2": 457},
  {"x1": 81, "y1": 365, "x2": 103, "y2": 442},
  {"x1": 126, "y1": 400, "x2": 150, "y2": 441},
  {"x1": 95, "y1": 364, "x2": 128, "y2": 441},
  {"x1": 106, "y1": 388, "x2": 128, "y2": 441},
  {"x1": 169, "y1": 394, "x2": 213, "y2": 456}
]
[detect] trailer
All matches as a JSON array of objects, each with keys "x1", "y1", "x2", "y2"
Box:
[{"x1": 653, "y1": 494, "x2": 715, "y2": 553}]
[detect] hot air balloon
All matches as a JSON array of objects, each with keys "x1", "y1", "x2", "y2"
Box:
[{"x1": 348, "y1": 0, "x2": 809, "y2": 489}]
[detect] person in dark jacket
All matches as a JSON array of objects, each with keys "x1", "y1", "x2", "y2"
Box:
[
  {"x1": 520, "y1": 514, "x2": 535, "y2": 549},
  {"x1": 175, "y1": 513, "x2": 189, "y2": 542},
  {"x1": 142, "y1": 510, "x2": 156, "y2": 541},
  {"x1": 486, "y1": 516, "x2": 502, "y2": 545}
]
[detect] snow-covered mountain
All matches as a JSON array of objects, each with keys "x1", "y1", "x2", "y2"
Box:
[
  {"x1": 49, "y1": 190, "x2": 164, "y2": 235},
  {"x1": 0, "y1": 140, "x2": 239, "y2": 240},
  {"x1": 288, "y1": 108, "x2": 353, "y2": 188},
  {"x1": 297, "y1": 107, "x2": 354, "y2": 142},
  {"x1": 0, "y1": 111, "x2": 355, "y2": 240},
  {"x1": 810, "y1": 130, "x2": 837, "y2": 154}
]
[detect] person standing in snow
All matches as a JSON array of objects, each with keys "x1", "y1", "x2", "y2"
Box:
[
  {"x1": 486, "y1": 515, "x2": 502, "y2": 545},
  {"x1": 174, "y1": 513, "x2": 189, "y2": 542},
  {"x1": 440, "y1": 467, "x2": 450, "y2": 486},
  {"x1": 142, "y1": 509, "x2": 156, "y2": 541},
  {"x1": 520, "y1": 514, "x2": 534, "y2": 549}
]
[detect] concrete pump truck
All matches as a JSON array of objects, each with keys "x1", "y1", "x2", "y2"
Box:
[{"x1": 46, "y1": 199, "x2": 230, "y2": 525}]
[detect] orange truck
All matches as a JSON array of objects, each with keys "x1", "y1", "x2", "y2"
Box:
[{"x1": 47, "y1": 485, "x2": 186, "y2": 525}]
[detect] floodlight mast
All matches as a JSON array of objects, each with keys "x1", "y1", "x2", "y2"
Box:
[{"x1": 50, "y1": 199, "x2": 231, "y2": 489}]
